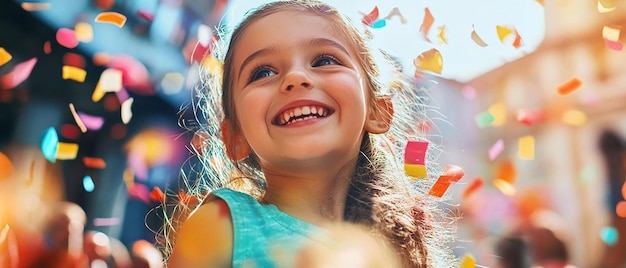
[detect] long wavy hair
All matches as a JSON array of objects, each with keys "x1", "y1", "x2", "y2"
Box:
[{"x1": 160, "y1": 1, "x2": 455, "y2": 267}]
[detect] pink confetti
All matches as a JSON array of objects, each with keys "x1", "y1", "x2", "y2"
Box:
[
  {"x1": 488, "y1": 139, "x2": 504, "y2": 161},
  {"x1": 77, "y1": 112, "x2": 104, "y2": 131},
  {"x1": 93, "y1": 217, "x2": 121, "y2": 226},
  {"x1": 127, "y1": 183, "x2": 151, "y2": 204},
  {"x1": 1, "y1": 58, "x2": 37, "y2": 89},
  {"x1": 56, "y1": 28, "x2": 79, "y2": 49},
  {"x1": 462, "y1": 85, "x2": 476, "y2": 99},
  {"x1": 604, "y1": 38, "x2": 623, "y2": 51},
  {"x1": 115, "y1": 87, "x2": 130, "y2": 102},
  {"x1": 137, "y1": 9, "x2": 155, "y2": 22}
]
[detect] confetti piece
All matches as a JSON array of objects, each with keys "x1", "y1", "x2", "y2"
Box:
[
  {"x1": 95, "y1": 12, "x2": 127, "y2": 28},
  {"x1": 462, "y1": 177, "x2": 483, "y2": 199},
  {"x1": 21, "y1": 2, "x2": 51, "y2": 11},
  {"x1": 127, "y1": 183, "x2": 150, "y2": 204},
  {"x1": 116, "y1": 87, "x2": 130, "y2": 103},
  {"x1": 0, "y1": 48, "x2": 12, "y2": 67},
  {"x1": 512, "y1": 31, "x2": 523, "y2": 48},
  {"x1": 197, "y1": 24, "x2": 213, "y2": 47},
  {"x1": 602, "y1": 26, "x2": 621, "y2": 42},
  {"x1": 429, "y1": 165, "x2": 464, "y2": 198},
  {"x1": 83, "y1": 157, "x2": 106, "y2": 169},
  {"x1": 404, "y1": 140, "x2": 429, "y2": 178},
  {"x1": 598, "y1": 0, "x2": 617, "y2": 13},
  {"x1": 617, "y1": 201, "x2": 626, "y2": 218},
  {"x1": 1, "y1": 58, "x2": 37, "y2": 89},
  {"x1": 137, "y1": 9, "x2": 154, "y2": 22},
  {"x1": 74, "y1": 22, "x2": 94, "y2": 43},
  {"x1": 562, "y1": 109, "x2": 587, "y2": 126},
  {"x1": 121, "y1": 97, "x2": 134, "y2": 124},
  {"x1": 604, "y1": 38, "x2": 624, "y2": 51},
  {"x1": 493, "y1": 178, "x2": 516, "y2": 196},
  {"x1": 92, "y1": 68, "x2": 123, "y2": 102},
  {"x1": 63, "y1": 52, "x2": 86, "y2": 68},
  {"x1": 56, "y1": 28, "x2": 79, "y2": 49},
  {"x1": 383, "y1": 7, "x2": 407, "y2": 24},
  {"x1": 69, "y1": 103, "x2": 87, "y2": 132},
  {"x1": 414, "y1": 48, "x2": 443, "y2": 75},
  {"x1": 361, "y1": 6, "x2": 379, "y2": 26},
  {"x1": 43, "y1": 41, "x2": 52, "y2": 54},
  {"x1": 93, "y1": 218, "x2": 121, "y2": 226},
  {"x1": 461, "y1": 85, "x2": 476, "y2": 99},
  {"x1": 202, "y1": 56, "x2": 223, "y2": 77},
  {"x1": 0, "y1": 151, "x2": 14, "y2": 180},
  {"x1": 149, "y1": 186, "x2": 166, "y2": 203},
  {"x1": 178, "y1": 191, "x2": 200, "y2": 205},
  {"x1": 496, "y1": 25, "x2": 515, "y2": 43},
  {"x1": 488, "y1": 103, "x2": 506, "y2": 126},
  {"x1": 515, "y1": 109, "x2": 545, "y2": 126},
  {"x1": 56, "y1": 142, "x2": 79, "y2": 160},
  {"x1": 83, "y1": 175, "x2": 95, "y2": 192},
  {"x1": 460, "y1": 254, "x2": 476, "y2": 268},
  {"x1": 600, "y1": 226, "x2": 618, "y2": 246},
  {"x1": 123, "y1": 168, "x2": 134, "y2": 187},
  {"x1": 371, "y1": 19, "x2": 386, "y2": 28},
  {"x1": 496, "y1": 159, "x2": 516, "y2": 184},
  {"x1": 191, "y1": 42, "x2": 211, "y2": 64},
  {"x1": 161, "y1": 72, "x2": 185, "y2": 95},
  {"x1": 557, "y1": 77, "x2": 582, "y2": 95},
  {"x1": 437, "y1": 26, "x2": 448, "y2": 44},
  {"x1": 474, "y1": 111, "x2": 495, "y2": 128},
  {"x1": 420, "y1": 8, "x2": 434, "y2": 41},
  {"x1": 471, "y1": 25, "x2": 488, "y2": 47},
  {"x1": 518, "y1": 135, "x2": 535, "y2": 160},
  {"x1": 62, "y1": 65, "x2": 87, "y2": 82},
  {"x1": 488, "y1": 139, "x2": 504, "y2": 161},
  {"x1": 40, "y1": 127, "x2": 59, "y2": 163}
]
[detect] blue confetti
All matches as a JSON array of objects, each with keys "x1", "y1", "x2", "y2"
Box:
[
  {"x1": 83, "y1": 175, "x2": 95, "y2": 192},
  {"x1": 40, "y1": 127, "x2": 58, "y2": 163},
  {"x1": 371, "y1": 19, "x2": 386, "y2": 28},
  {"x1": 600, "y1": 226, "x2": 619, "y2": 246}
]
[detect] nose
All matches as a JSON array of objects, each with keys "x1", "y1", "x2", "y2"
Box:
[{"x1": 281, "y1": 68, "x2": 312, "y2": 92}]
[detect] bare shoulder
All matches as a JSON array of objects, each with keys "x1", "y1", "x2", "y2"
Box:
[{"x1": 168, "y1": 197, "x2": 233, "y2": 268}]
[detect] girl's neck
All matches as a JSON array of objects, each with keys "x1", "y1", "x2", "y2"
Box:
[{"x1": 260, "y1": 161, "x2": 356, "y2": 227}]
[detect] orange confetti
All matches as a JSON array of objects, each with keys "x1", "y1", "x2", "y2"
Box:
[
  {"x1": 56, "y1": 142, "x2": 79, "y2": 160},
  {"x1": 462, "y1": 177, "x2": 483, "y2": 199},
  {"x1": 557, "y1": 77, "x2": 582, "y2": 95},
  {"x1": 617, "y1": 201, "x2": 626, "y2": 218},
  {"x1": 0, "y1": 151, "x2": 14, "y2": 180},
  {"x1": 149, "y1": 186, "x2": 166, "y2": 203},
  {"x1": 0, "y1": 48, "x2": 12, "y2": 67},
  {"x1": 414, "y1": 48, "x2": 443, "y2": 75},
  {"x1": 83, "y1": 157, "x2": 106, "y2": 169},
  {"x1": 178, "y1": 191, "x2": 200, "y2": 205},
  {"x1": 420, "y1": 8, "x2": 434, "y2": 41},
  {"x1": 512, "y1": 31, "x2": 523, "y2": 48},
  {"x1": 429, "y1": 165, "x2": 464, "y2": 198},
  {"x1": 21, "y1": 2, "x2": 51, "y2": 11},
  {"x1": 361, "y1": 6, "x2": 379, "y2": 26},
  {"x1": 62, "y1": 65, "x2": 87, "y2": 82},
  {"x1": 471, "y1": 25, "x2": 488, "y2": 47},
  {"x1": 95, "y1": 12, "x2": 127, "y2": 28},
  {"x1": 495, "y1": 159, "x2": 516, "y2": 184},
  {"x1": 493, "y1": 178, "x2": 516, "y2": 196}
]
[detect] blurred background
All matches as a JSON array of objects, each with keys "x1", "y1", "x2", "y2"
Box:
[{"x1": 1, "y1": 0, "x2": 625, "y2": 267}]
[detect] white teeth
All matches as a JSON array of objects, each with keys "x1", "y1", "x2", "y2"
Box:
[
  {"x1": 302, "y1": 106, "x2": 310, "y2": 115},
  {"x1": 311, "y1": 107, "x2": 317, "y2": 114},
  {"x1": 294, "y1": 107, "x2": 302, "y2": 116},
  {"x1": 278, "y1": 105, "x2": 329, "y2": 125},
  {"x1": 317, "y1": 107, "x2": 324, "y2": 116},
  {"x1": 283, "y1": 113, "x2": 290, "y2": 124}
]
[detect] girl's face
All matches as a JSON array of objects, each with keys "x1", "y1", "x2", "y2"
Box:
[{"x1": 229, "y1": 10, "x2": 371, "y2": 172}]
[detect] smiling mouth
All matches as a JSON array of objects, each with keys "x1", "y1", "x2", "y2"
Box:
[{"x1": 273, "y1": 105, "x2": 334, "y2": 126}]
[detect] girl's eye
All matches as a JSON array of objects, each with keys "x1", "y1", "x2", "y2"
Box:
[
  {"x1": 312, "y1": 55, "x2": 341, "y2": 67},
  {"x1": 249, "y1": 67, "x2": 276, "y2": 83}
]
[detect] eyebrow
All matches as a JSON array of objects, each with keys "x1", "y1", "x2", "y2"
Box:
[{"x1": 236, "y1": 37, "x2": 351, "y2": 81}]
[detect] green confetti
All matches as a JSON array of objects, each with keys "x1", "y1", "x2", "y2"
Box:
[{"x1": 475, "y1": 111, "x2": 495, "y2": 128}]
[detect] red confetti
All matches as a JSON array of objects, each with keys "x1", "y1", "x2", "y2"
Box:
[
  {"x1": 83, "y1": 157, "x2": 107, "y2": 169},
  {"x1": 429, "y1": 165, "x2": 464, "y2": 198},
  {"x1": 462, "y1": 177, "x2": 484, "y2": 199},
  {"x1": 43, "y1": 41, "x2": 52, "y2": 54},
  {"x1": 63, "y1": 53, "x2": 86, "y2": 68},
  {"x1": 1, "y1": 58, "x2": 37, "y2": 89},
  {"x1": 515, "y1": 109, "x2": 545, "y2": 126},
  {"x1": 361, "y1": 6, "x2": 379, "y2": 26},
  {"x1": 419, "y1": 8, "x2": 434, "y2": 41},
  {"x1": 60, "y1": 124, "x2": 81, "y2": 139},
  {"x1": 149, "y1": 186, "x2": 166, "y2": 203},
  {"x1": 137, "y1": 9, "x2": 154, "y2": 22},
  {"x1": 56, "y1": 28, "x2": 79, "y2": 49},
  {"x1": 177, "y1": 191, "x2": 199, "y2": 205}
]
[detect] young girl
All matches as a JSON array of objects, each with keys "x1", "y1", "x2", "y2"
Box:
[{"x1": 163, "y1": 1, "x2": 454, "y2": 267}]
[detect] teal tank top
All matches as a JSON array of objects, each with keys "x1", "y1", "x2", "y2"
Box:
[{"x1": 211, "y1": 188, "x2": 322, "y2": 268}]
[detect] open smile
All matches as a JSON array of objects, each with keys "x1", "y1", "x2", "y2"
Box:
[{"x1": 273, "y1": 104, "x2": 335, "y2": 126}]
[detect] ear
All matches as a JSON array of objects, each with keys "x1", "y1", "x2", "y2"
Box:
[
  {"x1": 364, "y1": 96, "x2": 394, "y2": 134},
  {"x1": 220, "y1": 120, "x2": 251, "y2": 161}
]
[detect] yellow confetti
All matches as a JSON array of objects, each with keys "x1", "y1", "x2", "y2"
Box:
[
  {"x1": 562, "y1": 109, "x2": 587, "y2": 126},
  {"x1": 95, "y1": 12, "x2": 127, "y2": 28},
  {"x1": 493, "y1": 178, "x2": 516, "y2": 196},
  {"x1": 598, "y1": 0, "x2": 617, "y2": 13},
  {"x1": 437, "y1": 25, "x2": 448, "y2": 44},
  {"x1": 56, "y1": 142, "x2": 79, "y2": 160},
  {"x1": 21, "y1": 2, "x2": 51, "y2": 11},
  {"x1": 202, "y1": 56, "x2": 223, "y2": 77},
  {"x1": 0, "y1": 48, "x2": 12, "y2": 67},
  {"x1": 92, "y1": 68, "x2": 123, "y2": 102},
  {"x1": 121, "y1": 97, "x2": 134, "y2": 124},
  {"x1": 62, "y1": 65, "x2": 87, "y2": 82},
  {"x1": 488, "y1": 103, "x2": 506, "y2": 126},
  {"x1": 602, "y1": 26, "x2": 621, "y2": 42},
  {"x1": 518, "y1": 135, "x2": 535, "y2": 160},
  {"x1": 74, "y1": 22, "x2": 94, "y2": 43},
  {"x1": 460, "y1": 254, "x2": 476, "y2": 268},
  {"x1": 496, "y1": 25, "x2": 515, "y2": 42},
  {"x1": 123, "y1": 168, "x2": 134, "y2": 187},
  {"x1": 414, "y1": 48, "x2": 443, "y2": 74},
  {"x1": 69, "y1": 103, "x2": 87, "y2": 133}
]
